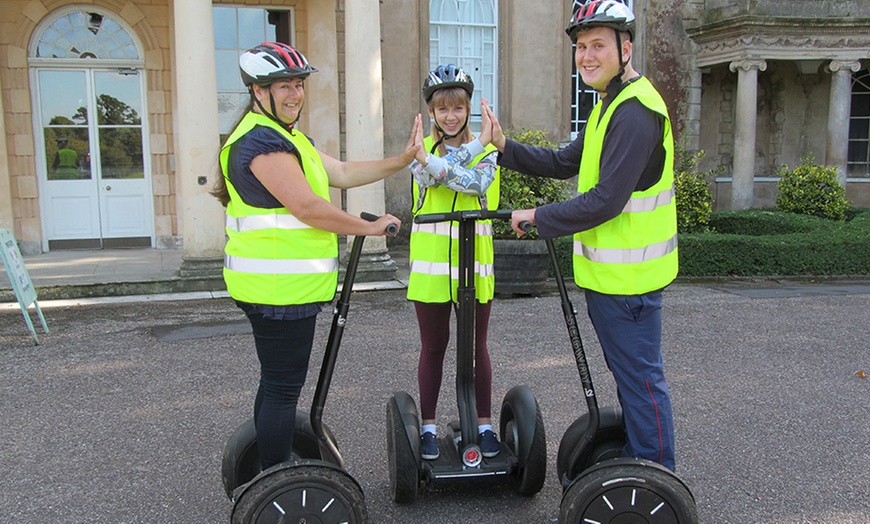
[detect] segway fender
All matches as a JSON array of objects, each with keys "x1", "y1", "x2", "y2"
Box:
[
  {"x1": 501, "y1": 385, "x2": 539, "y2": 465},
  {"x1": 392, "y1": 391, "x2": 421, "y2": 461},
  {"x1": 231, "y1": 458, "x2": 365, "y2": 507}
]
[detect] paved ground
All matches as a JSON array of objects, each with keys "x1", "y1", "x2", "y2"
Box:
[{"x1": 1, "y1": 282, "x2": 868, "y2": 523}]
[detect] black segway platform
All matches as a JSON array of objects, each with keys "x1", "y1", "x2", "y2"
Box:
[
  {"x1": 222, "y1": 213, "x2": 395, "y2": 524},
  {"x1": 542, "y1": 236, "x2": 698, "y2": 523},
  {"x1": 386, "y1": 210, "x2": 547, "y2": 504}
]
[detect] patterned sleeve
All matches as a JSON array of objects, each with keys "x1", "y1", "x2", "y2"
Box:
[{"x1": 424, "y1": 139, "x2": 497, "y2": 197}]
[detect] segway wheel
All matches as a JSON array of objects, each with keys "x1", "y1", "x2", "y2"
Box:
[
  {"x1": 559, "y1": 458, "x2": 697, "y2": 524},
  {"x1": 386, "y1": 393, "x2": 420, "y2": 504},
  {"x1": 500, "y1": 386, "x2": 547, "y2": 496},
  {"x1": 231, "y1": 462, "x2": 368, "y2": 524},
  {"x1": 221, "y1": 414, "x2": 326, "y2": 499},
  {"x1": 556, "y1": 406, "x2": 626, "y2": 485}
]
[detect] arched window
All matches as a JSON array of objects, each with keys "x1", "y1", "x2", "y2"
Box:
[
  {"x1": 848, "y1": 69, "x2": 870, "y2": 177},
  {"x1": 430, "y1": 0, "x2": 497, "y2": 130},
  {"x1": 34, "y1": 10, "x2": 139, "y2": 60}
]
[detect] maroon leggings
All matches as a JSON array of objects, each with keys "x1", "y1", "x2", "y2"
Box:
[{"x1": 415, "y1": 301, "x2": 493, "y2": 421}]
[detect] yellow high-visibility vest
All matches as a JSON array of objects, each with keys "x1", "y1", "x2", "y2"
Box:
[
  {"x1": 574, "y1": 77, "x2": 678, "y2": 295},
  {"x1": 220, "y1": 112, "x2": 339, "y2": 305},
  {"x1": 408, "y1": 136, "x2": 500, "y2": 303}
]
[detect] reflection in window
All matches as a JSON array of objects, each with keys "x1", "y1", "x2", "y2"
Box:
[
  {"x1": 35, "y1": 11, "x2": 138, "y2": 60},
  {"x1": 45, "y1": 128, "x2": 91, "y2": 180},
  {"x1": 100, "y1": 128, "x2": 144, "y2": 180},
  {"x1": 214, "y1": 7, "x2": 290, "y2": 137},
  {"x1": 848, "y1": 70, "x2": 870, "y2": 177}
]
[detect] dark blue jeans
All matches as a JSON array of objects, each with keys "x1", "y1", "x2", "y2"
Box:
[
  {"x1": 584, "y1": 289, "x2": 676, "y2": 471},
  {"x1": 237, "y1": 302, "x2": 317, "y2": 470}
]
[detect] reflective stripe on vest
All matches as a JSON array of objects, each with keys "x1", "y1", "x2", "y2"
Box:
[
  {"x1": 225, "y1": 254, "x2": 339, "y2": 274},
  {"x1": 622, "y1": 186, "x2": 675, "y2": 213},
  {"x1": 225, "y1": 213, "x2": 312, "y2": 233},
  {"x1": 410, "y1": 259, "x2": 495, "y2": 279},
  {"x1": 574, "y1": 235, "x2": 677, "y2": 264},
  {"x1": 411, "y1": 221, "x2": 492, "y2": 238}
]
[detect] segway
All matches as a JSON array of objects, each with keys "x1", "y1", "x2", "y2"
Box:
[
  {"x1": 386, "y1": 209, "x2": 547, "y2": 504},
  {"x1": 541, "y1": 235, "x2": 698, "y2": 523},
  {"x1": 221, "y1": 213, "x2": 396, "y2": 524}
]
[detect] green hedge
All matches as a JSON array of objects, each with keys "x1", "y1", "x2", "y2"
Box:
[
  {"x1": 678, "y1": 209, "x2": 870, "y2": 277},
  {"x1": 548, "y1": 209, "x2": 870, "y2": 278}
]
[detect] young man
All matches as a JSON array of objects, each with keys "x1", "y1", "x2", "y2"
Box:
[{"x1": 482, "y1": 0, "x2": 678, "y2": 470}]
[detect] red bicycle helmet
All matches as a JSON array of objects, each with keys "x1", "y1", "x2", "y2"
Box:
[
  {"x1": 239, "y1": 42, "x2": 317, "y2": 87},
  {"x1": 566, "y1": 0, "x2": 636, "y2": 42}
]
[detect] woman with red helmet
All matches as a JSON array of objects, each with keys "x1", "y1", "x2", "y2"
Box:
[{"x1": 213, "y1": 42, "x2": 419, "y2": 470}]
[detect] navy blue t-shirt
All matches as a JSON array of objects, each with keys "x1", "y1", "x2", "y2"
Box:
[{"x1": 227, "y1": 124, "x2": 324, "y2": 319}]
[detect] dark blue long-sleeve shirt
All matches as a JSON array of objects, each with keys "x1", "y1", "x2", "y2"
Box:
[{"x1": 497, "y1": 87, "x2": 665, "y2": 240}]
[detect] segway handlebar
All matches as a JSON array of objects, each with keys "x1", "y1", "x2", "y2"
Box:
[
  {"x1": 414, "y1": 209, "x2": 514, "y2": 224},
  {"x1": 361, "y1": 211, "x2": 399, "y2": 236}
]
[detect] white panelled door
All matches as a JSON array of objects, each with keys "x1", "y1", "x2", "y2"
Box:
[{"x1": 36, "y1": 68, "x2": 153, "y2": 249}]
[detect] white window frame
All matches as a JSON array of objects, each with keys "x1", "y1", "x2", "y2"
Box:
[{"x1": 429, "y1": 0, "x2": 498, "y2": 133}]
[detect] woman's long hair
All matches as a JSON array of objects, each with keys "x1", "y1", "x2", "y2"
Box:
[
  {"x1": 210, "y1": 99, "x2": 255, "y2": 207},
  {"x1": 428, "y1": 87, "x2": 473, "y2": 157}
]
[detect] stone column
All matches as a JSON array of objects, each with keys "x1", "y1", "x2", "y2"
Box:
[
  {"x1": 825, "y1": 60, "x2": 861, "y2": 187},
  {"x1": 0, "y1": 70, "x2": 12, "y2": 230},
  {"x1": 729, "y1": 60, "x2": 766, "y2": 210},
  {"x1": 343, "y1": 0, "x2": 396, "y2": 281},
  {"x1": 172, "y1": 0, "x2": 226, "y2": 278}
]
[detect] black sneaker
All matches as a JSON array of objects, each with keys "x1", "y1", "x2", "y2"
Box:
[
  {"x1": 479, "y1": 429, "x2": 500, "y2": 458},
  {"x1": 421, "y1": 431, "x2": 439, "y2": 460}
]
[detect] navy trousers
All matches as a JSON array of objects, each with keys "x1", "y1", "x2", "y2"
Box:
[
  {"x1": 239, "y1": 304, "x2": 317, "y2": 470},
  {"x1": 584, "y1": 288, "x2": 676, "y2": 471}
]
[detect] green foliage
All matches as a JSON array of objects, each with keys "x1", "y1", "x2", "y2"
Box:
[
  {"x1": 494, "y1": 128, "x2": 571, "y2": 239},
  {"x1": 678, "y1": 209, "x2": 870, "y2": 276},
  {"x1": 775, "y1": 153, "x2": 850, "y2": 220},
  {"x1": 674, "y1": 142, "x2": 721, "y2": 234}
]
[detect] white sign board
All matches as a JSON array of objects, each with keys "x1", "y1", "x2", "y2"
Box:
[{"x1": 0, "y1": 229, "x2": 49, "y2": 344}]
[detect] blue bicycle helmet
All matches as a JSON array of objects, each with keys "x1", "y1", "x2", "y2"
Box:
[{"x1": 422, "y1": 65, "x2": 474, "y2": 103}]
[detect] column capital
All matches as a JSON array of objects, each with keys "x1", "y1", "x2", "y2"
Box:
[
  {"x1": 825, "y1": 60, "x2": 861, "y2": 74},
  {"x1": 729, "y1": 59, "x2": 767, "y2": 73}
]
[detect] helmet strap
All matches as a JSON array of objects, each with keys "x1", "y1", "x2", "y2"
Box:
[
  {"x1": 606, "y1": 28, "x2": 628, "y2": 92},
  {"x1": 430, "y1": 118, "x2": 469, "y2": 154},
  {"x1": 252, "y1": 87, "x2": 299, "y2": 132}
]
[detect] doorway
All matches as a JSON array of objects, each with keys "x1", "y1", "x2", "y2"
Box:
[{"x1": 35, "y1": 67, "x2": 153, "y2": 250}]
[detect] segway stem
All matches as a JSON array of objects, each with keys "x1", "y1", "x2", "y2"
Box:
[
  {"x1": 414, "y1": 209, "x2": 512, "y2": 450},
  {"x1": 310, "y1": 218, "x2": 372, "y2": 469},
  {"x1": 544, "y1": 238, "x2": 600, "y2": 483}
]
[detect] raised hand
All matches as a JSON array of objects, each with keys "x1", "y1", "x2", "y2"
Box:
[
  {"x1": 482, "y1": 100, "x2": 506, "y2": 152},
  {"x1": 479, "y1": 98, "x2": 493, "y2": 147},
  {"x1": 401, "y1": 114, "x2": 423, "y2": 164}
]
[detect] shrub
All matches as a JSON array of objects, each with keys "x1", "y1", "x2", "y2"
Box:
[
  {"x1": 678, "y1": 208, "x2": 870, "y2": 276},
  {"x1": 493, "y1": 128, "x2": 571, "y2": 239},
  {"x1": 775, "y1": 153, "x2": 850, "y2": 220},
  {"x1": 674, "y1": 143, "x2": 720, "y2": 234}
]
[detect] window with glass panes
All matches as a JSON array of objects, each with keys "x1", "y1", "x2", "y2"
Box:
[
  {"x1": 848, "y1": 69, "x2": 870, "y2": 177},
  {"x1": 570, "y1": 0, "x2": 633, "y2": 138},
  {"x1": 213, "y1": 7, "x2": 293, "y2": 139},
  {"x1": 429, "y1": 0, "x2": 497, "y2": 133}
]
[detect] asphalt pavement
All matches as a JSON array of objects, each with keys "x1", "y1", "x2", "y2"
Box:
[{"x1": 1, "y1": 277, "x2": 868, "y2": 523}]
